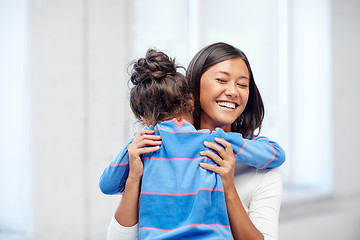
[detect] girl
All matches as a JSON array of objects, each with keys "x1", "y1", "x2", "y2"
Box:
[{"x1": 105, "y1": 43, "x2": 285, "y2": 240}]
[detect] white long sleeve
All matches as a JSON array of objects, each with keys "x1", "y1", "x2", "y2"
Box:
[
  {"x1": 234, "y1": 165, "x2": 282, "y2": 240},
  {"x1": 107, "y1": 216, "x2": 139, "y2": 240}
]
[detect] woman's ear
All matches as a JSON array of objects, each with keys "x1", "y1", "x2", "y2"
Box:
[{"x1": 140, "y1": 116, "x2": 151, "y2": 127}]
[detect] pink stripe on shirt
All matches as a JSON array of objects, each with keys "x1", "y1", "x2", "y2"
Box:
[
  {"x1": 141, "y1": 188, "x2": 224, "y2": 196},
  {"x1": 139, "y1": 223, "x2": 230, "y2": 232},
  {"x1": 260, "y1": 142, "x2": 276, "y2": 169},
  {"x1": 154, "y1": 128, "x2": 210, "y2": 134},
  {"x1": 142, "y1": 156, "x2": 208, "y2": 161},
  {"x1": 110, "y1": 162, "x2": 128, "y2": 167}
]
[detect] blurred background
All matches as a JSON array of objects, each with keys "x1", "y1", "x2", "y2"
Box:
[{"x1": 1, "y1": 0, "x2": 359, "y2": 239}]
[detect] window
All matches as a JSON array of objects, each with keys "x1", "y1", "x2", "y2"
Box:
[
  {"x1": 0, "y1": 0, "x2": 31, "y2": 238},
  {"x1": 282, "y1": 0, "x2": 332, "y2": 201},
  {"x1": 128, "y1": 0, "x2": 333, "y2": 201}
]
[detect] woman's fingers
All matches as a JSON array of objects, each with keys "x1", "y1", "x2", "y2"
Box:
[
  {"x1": 132, "y1": 130, "x2": 162, "y2": 148},
  {"x1": 128, "y1": 129, "x2": 162, "y2": 159},
  {"x1": 203, "y1": 140, "x2": 227, "y2": 159},
  {"x1": 200, "y1": 150, "x2": 223, "y2": 165},
  {"x1": 204, "y1": 138, "x2": 234, "y2": 161},
  {"x1": 214, "y1": 137, "x2": 233, "y2": 154},
  {"x1": 137, "y1": 129, "x2": 156, "y2": 135},
  {"x1": 199, "y1": 162, "x2": 221, "y2": 174},
  {"x1": 134, "y1": 138, "x2": 162, "y2": 148},
  {"x1": 200, "y1": 138, "x2": 236, "y2": 179},
  {"x1": 137, "y1": 145, "x2": 160, "y2": 155}
]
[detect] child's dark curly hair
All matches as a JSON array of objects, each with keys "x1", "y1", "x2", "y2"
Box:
[{"x1": 129, "y1": 49, "x2": 193, "y2": 126}]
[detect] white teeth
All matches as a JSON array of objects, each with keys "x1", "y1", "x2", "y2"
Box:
[{"x1": 217, "y1": 101, "x2": 236, "y2": 109}]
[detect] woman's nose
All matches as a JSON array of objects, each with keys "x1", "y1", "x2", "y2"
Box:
[{"x1": 224, "y1": 83, "x2": 239, "y2": 98}]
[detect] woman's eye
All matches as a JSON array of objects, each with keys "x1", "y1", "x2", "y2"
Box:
[
  {"x1": 237, "y1": 83, "x2": 248, "y2": 88},
  {"x1": 216, "y1": 78, "x2": 227, "y2": 83}
]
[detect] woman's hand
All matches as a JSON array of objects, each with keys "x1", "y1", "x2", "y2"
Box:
[
  {"x1": 115, "y1": 129, "x2": 162, "y2": 228},
  {"x1": 127, "y1": 129, "x2": 162, "y2": 181},
  {"x1": 199, "y1": 137, "x2": 236, "y2": 190},
  {"x1": 199, "y1": 137, "x2": 264, "y2": 240}
]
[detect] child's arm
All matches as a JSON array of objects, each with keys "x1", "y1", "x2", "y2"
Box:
[
  {"x1": 99, "y1": 138, "x2": 133, "y2": 195},
  {"x1": 217, "y1": 130, "x2": 285, "y2": 169}
]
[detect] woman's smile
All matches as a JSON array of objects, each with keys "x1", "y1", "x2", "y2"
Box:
[{"x1": 216, "y1": 101, "x2": 238, "y2": 110}]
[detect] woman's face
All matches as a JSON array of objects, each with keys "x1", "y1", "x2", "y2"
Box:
[{"x1": 199, "y1": 57, "x2": 249, "y2": 132}]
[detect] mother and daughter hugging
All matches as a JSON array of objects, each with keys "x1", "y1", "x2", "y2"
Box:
[{"x1": 99, "y1": 42, "x2": 285, "y2": 240}]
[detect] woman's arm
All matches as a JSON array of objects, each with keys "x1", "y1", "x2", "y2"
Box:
[
  {"x1": 247, "y1": 169, "x2": 282, "y2": 239},
  {"x1": 106, "y1": 129, "x2": 162, "y2": 239},
  {"x1": 200, "y1": 138, "x2": 264, "y2": 240},
  {"x1": 114, "y1": 177, "x2": 142, "y2": 227}
]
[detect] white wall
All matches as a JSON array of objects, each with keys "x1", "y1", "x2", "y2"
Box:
[
  {"x1": 29, "y1": 0, "x2": 130, "y2": 239},
  {"x1": 25, "y1": 0, "x2": 360, "y2": 239},
  {"x1": 279, "y1": 0, "x2": 360, "y2": 239}
]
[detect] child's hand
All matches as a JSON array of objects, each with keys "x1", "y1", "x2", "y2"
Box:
[
  {"x1": 127, "y1": 129, "x2": 162, "y2": 181},
  {"x1": 199, "y1": 138, "x2": 236, "y2": 190}
]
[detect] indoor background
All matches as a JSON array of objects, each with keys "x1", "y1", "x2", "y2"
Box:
[{"x1": 1, "y1": 0, "x2": 360, "y2": 239}]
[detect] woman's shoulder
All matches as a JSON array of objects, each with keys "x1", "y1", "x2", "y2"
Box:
[
  {"x1": 235, "y1": 165, "x2": 282, "y2": 186},
  {"x1": 234, "y1": 165, "x2": 282, "y2": 205},
  {"x1": 235, "y1": 163, "x2": 281, "y2": 181}
]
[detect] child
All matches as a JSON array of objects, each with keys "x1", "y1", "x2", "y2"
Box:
[{"x1": 99, "y1": 49, "x2": 284, "y2": 239}]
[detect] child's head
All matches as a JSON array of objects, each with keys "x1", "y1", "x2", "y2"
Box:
[{"x1": 129, "y1": 49, "x2": 193, "y2": 126}]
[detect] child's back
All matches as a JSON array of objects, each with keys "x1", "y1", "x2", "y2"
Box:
[{"x1": 139, "y1": 119, "x2": 231, "y2": 239}]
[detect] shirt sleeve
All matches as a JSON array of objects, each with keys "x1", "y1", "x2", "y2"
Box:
[
  {"x1": 107, "y1": 216, "x2": 139, "y2": 240},
  {"x1": 217, "y1": 129, "x2": 286, "y2": 169},
  {"x1": 99, "y1": 137, "x2": 133, "y2": 195},
  {"x1": 248, "y1": 168, "x2": 283, "y2": 240}
]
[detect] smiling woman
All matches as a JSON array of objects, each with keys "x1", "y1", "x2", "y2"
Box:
[
  {"x1": 199, "y1": 58, "x2": 250, "y2": 132},
  {"x1": 187, "y1": 43, "x2": 264, "y2": 140},
  {"x1": 104, "y1": 43, "x2": 285, "y2": 240}
]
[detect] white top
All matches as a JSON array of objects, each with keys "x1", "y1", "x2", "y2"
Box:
[
  {"x1": 107, "y1": 165, "x2": 282, "y2": 240},
  {"x1": 107, "y1": 216, "x2": 139, "y2": 240}
]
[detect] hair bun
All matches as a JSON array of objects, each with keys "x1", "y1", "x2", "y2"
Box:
[{"x1": 130, "y1": 49, "x2": 177, "y2": 85}]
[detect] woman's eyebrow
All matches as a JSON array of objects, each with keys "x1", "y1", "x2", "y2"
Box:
[
  {"x1": 215, "y1": 71, "x2": 249, "y2": 80},
  {"x1": 215, "y1": 71, "x2": 230, "y2": 76}
]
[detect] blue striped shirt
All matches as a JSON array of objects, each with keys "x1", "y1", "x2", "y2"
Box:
[{"x1": 99, "y1": 119, "x2": 285, "y2": 239}]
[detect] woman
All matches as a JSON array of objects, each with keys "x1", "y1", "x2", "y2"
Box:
[{"x1": 107, "y1": 42, "x2": 284, "y2": 240}]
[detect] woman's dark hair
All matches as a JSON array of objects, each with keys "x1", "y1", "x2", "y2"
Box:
[
  {"x1": 186, "y1": 42, "x2": 264, "y2": 138},
  {"x1": 129, "y1": 49, "x2": 192, "y2": 126}
]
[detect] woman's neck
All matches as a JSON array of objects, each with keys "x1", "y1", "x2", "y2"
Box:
[{"x1": 200, "y1": 119, "x2": 232, "y2": 132}]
